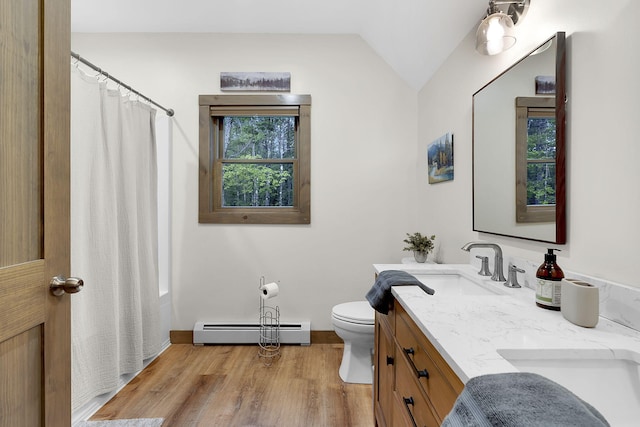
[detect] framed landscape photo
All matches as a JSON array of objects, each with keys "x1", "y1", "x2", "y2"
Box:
[
  {"x1": 535, "y1": 75, "x2": 555, "y2": 95},
  {"x1": 427, "y1": 132, "x2": 454, "y2": 184},
  {"x1": 220, "y1": 72, "x2": 291, "y2": 92}
]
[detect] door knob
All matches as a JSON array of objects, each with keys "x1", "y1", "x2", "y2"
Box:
[{"x1": 50, "y1": 276, "x2": 84, "y2": 296}]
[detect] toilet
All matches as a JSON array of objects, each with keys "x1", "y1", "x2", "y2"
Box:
[{"x1": 331, "y1": 301, "x2": 375, "y2": 384}]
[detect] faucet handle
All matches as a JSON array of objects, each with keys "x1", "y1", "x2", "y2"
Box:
[
  {"x1": 504, "y1": 265, "x2": 524, "y2": 288},
  {"x1": 476, "y1": 255, "x2": 491, "y2": 276}
]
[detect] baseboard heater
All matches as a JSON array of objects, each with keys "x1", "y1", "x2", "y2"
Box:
[{"x1": 193, "y1": 321, "x2": 311, "y2": 346}]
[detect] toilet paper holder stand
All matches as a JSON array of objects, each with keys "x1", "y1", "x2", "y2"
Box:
[{"x1": 258, "y1": 276, "x2": 281, "y2": 365}]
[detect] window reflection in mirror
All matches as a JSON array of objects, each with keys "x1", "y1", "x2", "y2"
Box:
[{"x1": 515, "y1": 97, "x2": 556, "y2": 223}]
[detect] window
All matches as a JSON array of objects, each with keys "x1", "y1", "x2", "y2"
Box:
[
  {"x1": 515, "y1": 97, "x2": 556, "y2": 223},
  {"x1": 199, "y1": 95, "x2": 311, "y2": 224}
]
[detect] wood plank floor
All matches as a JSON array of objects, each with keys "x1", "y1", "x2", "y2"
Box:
[{"x1": 90, "y1": 344, "x2": 373, "y2": 426}]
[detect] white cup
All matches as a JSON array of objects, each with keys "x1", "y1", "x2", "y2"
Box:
[{"x1": 561, "y1": 279, "x2": 599, "y2": 328}]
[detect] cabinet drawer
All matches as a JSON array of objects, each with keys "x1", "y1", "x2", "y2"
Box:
[
  {"x1": 394, "y1": 351, "x2": 439, "y2": 427},
  {"x1": 395, "y1": 305, "x2": 463, "y2": 421}
]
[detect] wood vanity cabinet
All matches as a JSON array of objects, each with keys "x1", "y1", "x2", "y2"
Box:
[
  {"x1": 374, "y1": 302, "x2": 395, "y2": 427},
  {"x1": 374, "y1": 298, "x2": 464, "y2": 427}
]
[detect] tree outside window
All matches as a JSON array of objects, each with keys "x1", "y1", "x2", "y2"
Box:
[{"x1": 199, "y1": 95, "x2": 311, "y2": 224}]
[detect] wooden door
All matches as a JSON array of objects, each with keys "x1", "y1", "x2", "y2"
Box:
[{"x1": 0, "y1": 0, "x2": 71, "y2": 426}]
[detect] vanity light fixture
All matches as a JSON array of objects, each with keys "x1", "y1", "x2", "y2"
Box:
[{"x1": 476, "y1": 0, "x2": 530, "y2": 56}]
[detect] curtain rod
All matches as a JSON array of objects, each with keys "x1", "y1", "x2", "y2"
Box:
[{"x1": 71, "y1": 51, "x2": 174, "y2": 117}]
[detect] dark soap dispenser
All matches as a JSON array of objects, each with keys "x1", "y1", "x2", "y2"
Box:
[{"x1": 535, "y1": 249, "x2": 564, "y2": 310}]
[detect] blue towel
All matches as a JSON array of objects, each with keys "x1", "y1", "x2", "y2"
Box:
[
  {"x1": 365, "y1": 270, "x2": 434, "y2": 314},
  {"x1": 442, "y1": 373, "x2": 609, "y2": 427}
]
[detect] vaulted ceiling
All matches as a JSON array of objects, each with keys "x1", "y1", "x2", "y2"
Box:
[{"x1": 71, "y1": 0, "x2": 488, "y2": 90}]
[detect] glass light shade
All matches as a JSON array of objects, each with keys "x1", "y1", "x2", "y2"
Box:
[{"x1": 476, "y1": 12, "x2": 516, "y2": 55}]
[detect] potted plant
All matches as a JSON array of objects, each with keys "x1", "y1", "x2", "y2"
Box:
[{"x1": 403, "y1": 232, "x2": 436, "y2": 263}]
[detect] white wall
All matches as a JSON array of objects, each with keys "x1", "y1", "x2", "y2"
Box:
[
  {"x1": 71, "y1": 33, "x2": 417, "y2": 330},
  {"x1": 416, "y1": 0, "x2": 640, "y2": 287}
]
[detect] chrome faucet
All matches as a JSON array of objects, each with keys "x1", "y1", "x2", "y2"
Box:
[
  {"x1": 461, "y1": 241, "x2": 506, "y2": 282},
  {"x1": 505, "y1": 264, "x2": 525, "y2": 288},
  {"x1": 476, "y1": 255, "x2": 491, "y2": 277}
]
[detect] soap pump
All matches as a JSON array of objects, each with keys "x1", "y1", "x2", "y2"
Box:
[{"x1": 535, "y1": 249, "x2": 564, "y2": 311}]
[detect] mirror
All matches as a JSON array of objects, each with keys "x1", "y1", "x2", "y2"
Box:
[{"x1": 473, "y1": 32, "x2": 566, "y2": 244}]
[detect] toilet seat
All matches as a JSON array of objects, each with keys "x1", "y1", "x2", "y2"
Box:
[{"x1": 332, "y1": 301, "x2": 374, "y2": 325}]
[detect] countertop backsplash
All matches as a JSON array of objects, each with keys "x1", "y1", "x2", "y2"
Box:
[{"x1": 469, "y1": 251, "x2": 640, "y2": 333}]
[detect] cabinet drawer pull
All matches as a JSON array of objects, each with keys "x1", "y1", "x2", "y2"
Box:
[
  {"x1": 386, "y1": 356, "x2": 394, "y2": 366},
  {"x1": 403, "y1": 347, "x2": 429, "y2": 379},
  {"x1": 402, "y1": 396, "x2": 418, "y2": 427}
]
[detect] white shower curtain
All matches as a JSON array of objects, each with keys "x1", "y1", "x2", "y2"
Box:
[{"x1": 70, "y1": 66, "x2": 161, "y2": 410}]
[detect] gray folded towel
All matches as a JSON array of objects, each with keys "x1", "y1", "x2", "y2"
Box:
[
  {"x1": 365, "y1": 270, "x2": 434, "y2": 314},
  {"x1": 442, "y1": 372, "x2": 609, "y2": 427}
]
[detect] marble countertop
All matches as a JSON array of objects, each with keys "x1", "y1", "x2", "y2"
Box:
[{"x1": 372, "y1": 263, "x2": 640, "y2": 383}]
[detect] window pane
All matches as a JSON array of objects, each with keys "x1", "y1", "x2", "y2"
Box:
[
  {"x1": 527, "y1": 163, "x2": 556, "y2": 206},
  {"x1": 222, "y1": 116, "x2": 295, "y2": 159},
  {"x1": 222, "y1": 163, "x2": 294, "y2": 207},
  {"x1": 527, "y1": 117, "x2": 556, "y2": 159}
]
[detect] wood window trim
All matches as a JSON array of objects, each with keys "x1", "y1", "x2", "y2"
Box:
[
  {"x1": 515, "y1": 96, "x2": 555, "y2": 223},
  {"x1": 199, "y1": 94, "x2": 311, "y2": 224}
]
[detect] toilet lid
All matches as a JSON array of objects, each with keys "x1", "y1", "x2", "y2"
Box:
[{"x1": 332, "y1": 301, "x2": 374, "y2": 325}]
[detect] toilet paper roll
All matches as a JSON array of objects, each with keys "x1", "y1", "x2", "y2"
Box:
[
  {"x1": 561, "y1": 279, "x2": 599, "y2": 328},
  {"x1": 260, "y1": 282, "x2": 279, "y2": 300}
]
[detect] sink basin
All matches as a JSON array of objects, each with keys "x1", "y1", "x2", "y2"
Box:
[
  {"x1": 497, "y1": 348, "x2": 640, "y2": 426},
  {"x1": 414, "y1": 273, "x2": 503, "y2": 296}
]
